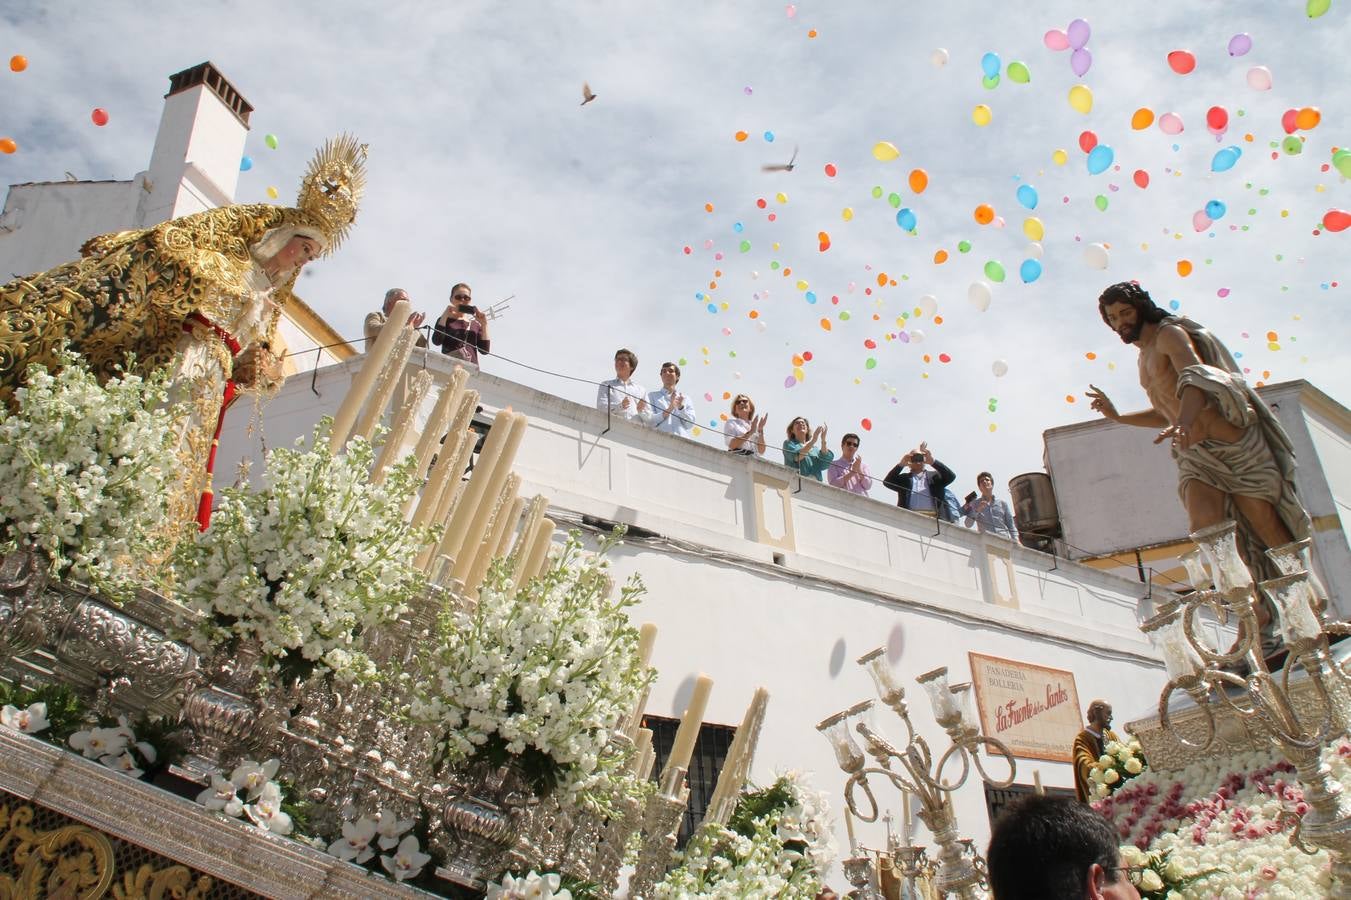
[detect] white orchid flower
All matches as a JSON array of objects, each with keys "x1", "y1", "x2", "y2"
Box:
[
  {"x1": 375, "y1": 808, "x2": 414, "y2": 850},
  {"x1": 1, "y1": 702, "x2": 50, "y2": 734},
  {"x1": 244, "y1": 781, "x2": 293, "y2": 835},
  {"x1": 99, "y1": 752, "x2": 144, "y2": 779},
  {"x1": 196, "y1": 775, "x2": 244, "y2": 817},
  {"x1": 69, "y1": 726, "x2": 129, "y2": 759},
  {"x1": 230, "y1": 758, "x2": 281, "y2": 799},
  {"x1": 380, "y1": 834, "x2": 431, "y2": 883},
  {"x1": 328, "y1": 816, "x2": 379, "y2": 864}
]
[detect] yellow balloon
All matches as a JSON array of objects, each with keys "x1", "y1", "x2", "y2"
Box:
[
  {"x1": 872, "y1": 141, "x2": 901, "y2": 162},
  {"x1": 972, "y1": 104, "x2": 992, "y2": 127},
  {"x1": 1068, "y1": 84, "x2": 1093, "y2": 114},
  {"x1": 266, "y1": 185, "x2": 279, "y2": 199},
  {"x1": 793, "y1": 366, "x2": 806, "y2": 381},
  {"x1": 1052, "y1": 148, "x2": 1068, "y2": 166},
  {"x1": 842, "y1": 207, "x2": 854, "y2": 221},
  {"x1": 1023, "y1": 216, "x2": 1045, "y2": 241}
]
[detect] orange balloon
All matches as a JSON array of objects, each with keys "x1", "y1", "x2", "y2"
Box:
[
  {"x1": 934, "y1": 249, "x2": 949, "y2": 264},
  {"x1": 734, "y1": 131, "x2": 748, "y2": 142},
  {"x1": 1131, "y1": 107, "x2": 1155, "y2": 130},
  {"x1": 974, "y1": 204, "x2": 995, "y2": 225},
  {"x1": 820, "y1": 318, "x2": 832, "y2": 331},
  {"x1": 9, "y1": 55, "x2": 27, "y2": 73},
  {"x1": 0, "y1": 138, "x2": 16, "y2": 155},
  {"x1": 1296, "y1": 106, "x2": 1321, "y2": 130},
  {"x1": 908, "y1": 168, "x2": 929, "y2": 193},
  {"x1": 1177, "y1": 259, "x2": 1193, "y2": 277},
  {"x1": 704, "y1": 202, "x2": 714, "y2": 212}
]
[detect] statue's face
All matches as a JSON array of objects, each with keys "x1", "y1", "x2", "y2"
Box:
[
  {"x1": 1102, "y1": 301, "x2": 1144, "y2": 344},
  {"x1": 272, "y1": 235, "x2": 322, "y2": 273}
]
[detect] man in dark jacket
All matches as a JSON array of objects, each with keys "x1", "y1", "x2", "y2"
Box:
[{"x1": 883, "y1": 441, "x2": 957, "y2": 520}]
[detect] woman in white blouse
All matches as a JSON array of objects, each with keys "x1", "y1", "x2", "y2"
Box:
[{"x1": 724, "y1": 394, "x2": 767, "y2": 455}]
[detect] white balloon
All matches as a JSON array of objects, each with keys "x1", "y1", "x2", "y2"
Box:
[
  {"x1": 992, "y1": 359, "x2": 1009, "y2": 377},
  {"x1": 1083, "y1": 243, "x2": 1110, "y2": 270},
  {"x1": 1026, "y1": 241, "x2": 1044, "y2": 259},
  {"x1": 968, "y1": 281, "x2": 993, "y2": 312},
  {"x1": 931, "y1": 48, "x2": 950, "y2": 67},
  {"x1": 756, "y1": 321, "x2": 768, "y2": 332},
  {"x1": 751, "y1": 271, "x2": 759, "y2": 279},
  {"x1": 919, "y1": 294, "x2": 938, "y2": 317},
  {"x1": 1246, "y1": 66, "x2": 1272, "y2": 92},
  {"x1": 909, "y1": 329, "x2": 925, "y2": 343}
]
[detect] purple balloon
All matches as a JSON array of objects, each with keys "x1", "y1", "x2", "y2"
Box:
[
  {"x1": 1071, "y1": 47, "x2": 1093, "y2": 77},
  {"x1": 1227, "y1": 33, "x2": 1252, "y2": 56},
  {"x1": 1067, "y1": 18, "x2": 1091, "y2": 50}
]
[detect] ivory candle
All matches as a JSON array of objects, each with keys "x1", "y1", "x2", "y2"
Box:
[
  {"x1": 372, "y1": 370, "x2": 433, "y2": 483},
  {"x1": 432, "y1": 409, "x2": 516, "y2": 568},
  {"x1": 902, "y1": 790, "x2": 913, "y2": 845},
  {"x1": 354, "y1": 324, "x2": 417, "y2": 443},
  {"x1": 415, "y1": 429, "x2": 474, "y2": 572},
  {"x1": 631, "y1": 728, "x2": 653, "y2": 775},
  {"x1": 464, "y1": 474, "x2": 521, "y2": 595},
  {"x1": 707, "y1": 686, "x2": 767, "y2": 818},
  {"x1": 509, "y1": 495, "x2": 549, "y2": 586},
  {"x1": 450, "y1": 413, "x2": 528, "y2": 584},
  {"x1": 637, "y1": 623, "x2": 658, "y2": 668},
  {"x1": 521, "y1": 517, "x2": 556, "y2": 583},
  {"x1": 409, "y1": 368, "x2": 467, "y2": 486},
  {"x1": 423, "y1": 391, "x2": 483, "y2": 525},
  {"x1": 330, "y1": 299, "x2": 409, "y2": 453},
  {"x1": 663, "y1": 674, "x2": 713, "y2": 780},
  {"x1": 1033, "y1": 770, "x2": 1044, "y2": 796},
  {"x1": 493, "y1": 497, "x2": 525, "y2": 559}
]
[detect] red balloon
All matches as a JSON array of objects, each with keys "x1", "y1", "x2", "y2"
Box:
[
  {"x1": 1133, "y1": 169, "x2": 1150, "y2": 188},
  {"x1": 1205, "y1": 105, "x2": 1228, "y2": 132},
  {"x1": 1324, "y1": 209, "x2": 1351, "y2": 233},
  {"x1": 1078, "y1": 130, "x2": 1098, "y2": 153},
  {"x1": 861, "y1": 418, "x2": 873, "y2": 432},
  {"x1": 90, "y1": 108, "x2": 109, "y2": 127},
  {"x1": 1281, "y1": 108, "x2": 1299, "y2": 134},
  {"x1": 1167, "y1": 50, "x2": 1197, "y2": 74}
]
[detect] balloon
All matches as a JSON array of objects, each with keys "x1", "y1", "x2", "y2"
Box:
[
  {"x1": 984, "y1": 260, "x2": 1006, "y2": 283},
  {"x1": 1281, "y1": 108, "x2": 1299, "y2": 134},
  {"x1": 919, "y1": 295, "x2": 938, "y2": 316},
  {"x1": 1334, "y1": 149, "x2": 1351, "y2": 178},
  {"x1": 907, "y1": 169, "x2": 929, "y2": 194},
  {"x1": 740, "y1": 239, "x2": 751, "y2": 252},
  {"x1": 1084, "y1": 243, "x2": 1110, "y2": 269},
  {"x1": 1296, "y1": 107, "x2": 1321, "y2": 130},
  {"x1": 784, "y1": 375, "x2": 797, "y2": 388},
  {"x1": 1323, "y1": 209, "x2": 1351, "y2": 232},
  {"x1": 1131, "y1": 108, "x2": 1155, "y2": 130},
  {"x1": 1052, "y1": 148, "x2": 1068, "y2": 166},
  {"x1": 974, "y1": 204, "x2": 995, "y2": 224},
  {"x1": 842, "y1": 207, "x2": 854, "y2": 221},
  {"x1": 992, "y1": 360, "x2": 1009, "y2": 376},
  {"x1": 264, "y1": 133, "x2": 279, "y2": 149},
  {"x1": 896, "y1": 208, "x2": 917, "y2": 231},
  {"x1": 1211, "y1": 146, "x2": 1242, "y2": 172},
  {"x1": 1246, "y1": 66, "x2": 1272, "y2": 91},
  {"x1": 982, "y1": 74, "x2": 1001, "y2": 90},
  {"x1": 1177, "y1": 259, "x2": 1193, "y2": 277},
  {"x1": 1158, "y1": 112, "x2": 1185, "y2": 135},
  {"x1": 1023, "y1": 216, "x2": 1045, "y2": 240},
  {"x1": 872, "y1": 141, "x2": 901, "y2": 161},
  {"x1": 910, "y1": 329, "x2": 925, "y2": 343},
  {"x1": 1308, "y1": 0, "x2": 1331, "y2": 16},
  {"x1": 1228, "y1": 33, "x2": 1252, "y2": 56},
  {"x1": 958, "y1": 240, "x2": 972, "y2": 253},
  {"x1": 1068, "y1": 84, "x2": 1093, "y2": 114},
  {"x1": 1016, "y1": 184, "x2": 1038, "y2": 209},
  {"x1": 1206, "y1": 106, "x2": 1229, "y2": 135},
  {"x1": 1282, "y1": 135, "x2": 1303, "y2": 156},
  {"x1": 266, "y1": 186, "x2": 279, "y2": 199},
  {"x1": 972, "y1": 104, "x2": 992, "y2": 127},
  {"x1": 861, "y1": 418, "x2": 873, "y2": 432},
  {"x1": 1193, "y1": 210, "x2": 1213, "y2": 232},
  {"x1": 1026, "y1": 241, "x2": 1044, "y2": 259},
  {"x1": 888, "y1": 192, "x2": 902, "y2": 208},
  {"x1": 981, "y1": 52, "x2": 1001, "y2": 78},
  {"x1": 1205, "y1": 200, "x2": 1227, "y2": 220},
  {"x1": 8, "y1": 55, "x2": 26, "y2": 73},
  {"x1": 1167, "y1": 50, "x2": 1196, "y2": 74},
  {"x1": 1044, "y1": 29, "x2": 1069, "y2": 51},
  {"x1": 931, "y1": 48, "x2": 950, "y2": 67},
  {"x1": 1067, "y1": 18, "x2": 1091, "y2": 50},
  {"x1": 1020, "y1": 258, "x2": 1043, "y2": 283},
  {"x1": 735, "y1": 131, "x2": 748, "y2": 142},
  {"x1": 1133, "y1": 169, "x2": 1150, "y2": 188},
  {"x1": 1007, "y1": 61, "x2": 1031, "y2": 83},
  {"x1": 1094, "y1": 194, "x2": 1109, "y2": 211},
  {"x1": 0, "y1": 138, "x2": 16, "y2": 155},
  {"x1": 968, "y1": 281, "x2": 992, "y2": 311},
  {"x1": 1070, "y1": 48, "x2": 1092, "y2": 77},
  {"x1": 1086, "y1": 144, "x2": 1114, "y2": 175},
  {"x1": 239, "y1": 156, "x2": 253, "y2": 172},
  {"x1": 90, "y1": 108, "x2": 109, "y2": 127},
  {"x1": 1079, "y1": 130, "x2": 1098, "y2": 153}
]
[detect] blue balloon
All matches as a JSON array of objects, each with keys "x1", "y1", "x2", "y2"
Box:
[
  {"x1": 1211, "y1": 146, "x2": 1242, "y2": 172},
  {"x1": 1205, "y1": 200, "x2": 1227, "y2": 220},
  {"x1": 981, "y1": 52, "x2": 1001, "y2": 78},
  {"x1": 1016, "y1": 184, "x2": 1039, "y2": 210},
  {"x1": 1086, "y1": 144, "x2": 1114, "y2": 175},
  {"x1": 805, "y1": 291, "x2": 818, "y2": 304},
  {"x1": 896, "y1": 208, "x2": 917, "y2": 231},
  {"x1": 733, "y1": 222, "x2": 744, "y2": 233},
  {"x1": 1019, "y1": 258, "x2": 1043, "y2": 283},
  {"x1": 239, "y1": 156, "x2": 254, "y2": 172}
]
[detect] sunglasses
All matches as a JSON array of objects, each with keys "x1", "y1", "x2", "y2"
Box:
[
  {"x1": 844, "y1": 441, "x2": 859, "y2": 447},
  {"x1": 452, "y1": 294, "x2": 472, "y2": 301}
]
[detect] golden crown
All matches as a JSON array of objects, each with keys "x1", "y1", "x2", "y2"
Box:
[{"x1": 295, "y1": 134, "x2": 368, "y2": 254}]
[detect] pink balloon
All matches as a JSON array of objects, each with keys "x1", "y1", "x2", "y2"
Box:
[
  {"x1": 1246, "y1": 66, "x2": 1272, "y2": 91},
  {"x1": 1193, "y1": 210, "x2": 1213, "y2": 232},
  {"x1": 1067, "y1": 18, "x2": 1091, "y2": 50},
  {"x1": 1158, "y1": 112, "x2": 1185, "y2": 135},
  {"x1": 1043, "y1": 29, "x2": 1069, "y2": 51},
  {"x1": 1070, "y1": 48, "x2": 1092, "y2": 76}
]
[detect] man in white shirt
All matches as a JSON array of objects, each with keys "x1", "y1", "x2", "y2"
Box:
[
  {"x1": 645, "y1": 361, "x2": 697, "y2": 437},
  {"x1": 596, "y1": 348, "x2": 648, "y2": 422}
]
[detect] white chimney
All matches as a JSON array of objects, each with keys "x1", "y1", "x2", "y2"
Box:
[{"x1": 138, "y1": 62, "x2": 252, "y2": 226}]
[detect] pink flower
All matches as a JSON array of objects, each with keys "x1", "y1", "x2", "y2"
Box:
[{"x1": 1260, "y1": 865, "x2": 1278, "y2": 881}]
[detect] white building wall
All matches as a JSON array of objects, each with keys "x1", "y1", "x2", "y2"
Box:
[
  {"x1": 140, "y1": 83, "x2": 247, "y2": 224},
  {"x1": 0, "y1": 180, "x2": 143, "y2": 278}
]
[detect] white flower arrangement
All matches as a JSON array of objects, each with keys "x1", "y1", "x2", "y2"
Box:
[
  {"x1": 171, "y1": 419, "x2": 434, "y2": 682},
  {"x1": 654, "y1": 771, "x2": 835, "y2": 899},
  {"x1": 327, "y1": 807, "x2": 418, "y2": 870},
  {"x1": 0, "y1": 352, "x2": 180, "y2": 595},
  {"x1": 486, "y1": 870, "x2": 573, "y2": 899},
  {"x1": 68, "y1": 716, "x2": 159, "y2": 779},
  {"x1": 1087, "y1": 735, "x2": 1148, "y2": 800},
  {"x1": 194, "y1": 757, "x2": 293, "y2": 836},
  {"x1": 411, "y1": 531, "x2": 653, "y2": 802},
  {"x1": 0, "y1": 702, "x2": 50, "y2": 735}
]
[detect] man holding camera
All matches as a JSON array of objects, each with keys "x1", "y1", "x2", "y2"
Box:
[
  {"x1": 883, "y1": 441, "x2": 956, "y2": 519},
  {"x1": 432, "y1": 282, "x2": 491, "y2": 365}
]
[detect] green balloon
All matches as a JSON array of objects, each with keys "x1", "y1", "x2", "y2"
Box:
[
  {"x1": 770, "y1": 261, "x2": 781, "y2": 270},
  {"x1": 888, "y1": 192, "x2": 902, "y2": 208},
  {"x1": 1282, "y1": 135, "x2": 1303, "y2": 156},
  {"x1": 739, "y1": 240, "x2": 751, "y2": 253},
  {"x1": 1095, "y1": 194, "x2": 1109, "y2": 211},
  {"x1": 984, "y1": 260, "x2": 1006, "y2": 283},
  {"x1": 1307, "y1": 0, "x2": 1331, "y2": 17},
  {"x1": 958, "y1": 240, "x2": 972, "y2": 253},
  {"x1": 264, "y1": 133, "x2": 279, "y2": 150},
  {"x1": 865, "y1": 358, "x2": 878, "y2": 370},
  {"x1": 1007, "y1": 61, "x2": 1031, "y2": 84},
  {"x1": 872, "y1": 186, "x2": 884, "y2": 198},
  {"x1": 839, "y1": 311, "x2": 851, "y2": 320},
  {"x1": 1335, "y1": 149, "x2": 1351, "y2": 178},
  {"x1": 982, "y1": 74, "x2": 1001, "y2": 90}
]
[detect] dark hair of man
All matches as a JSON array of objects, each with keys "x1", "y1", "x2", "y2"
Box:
[
  {"x1": 977, "y1": 471, "x2": 993, "y2": 483},
  {"x1": 842, "y1": 432, "x2": 860, "y2": 446},
  {"x1": 1097, "y1": 281, "x2": 1170, "y2": 329},
  {"x1": 660, "y1": 361, "x2": 681, "y2": 379},
  {"x1": 450, "y1": 282, "x2": 472, "y2": 298},
  {"x1": 614, "y1": 348, "x2": 638, "y2": 370},
  {"x1": 987, "y1": 795, "x2": 1123, "y2": 900}
]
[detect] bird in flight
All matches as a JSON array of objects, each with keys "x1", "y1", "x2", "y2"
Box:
[
  {"x1": 761, "y1": 145, "x2": 799, "y2": 172},
  {"x1": 581, "y1": 82, "x2": 597, "y2": 106}
]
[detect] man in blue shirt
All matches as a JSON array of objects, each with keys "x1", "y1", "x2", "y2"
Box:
[{"x1": 645, "y1": 361, "x2": 697, "y2": 437}]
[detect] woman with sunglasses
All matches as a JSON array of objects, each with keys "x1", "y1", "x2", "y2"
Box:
[{"x1": 725, "y1": 394, "x2": 767, "y2": 456}]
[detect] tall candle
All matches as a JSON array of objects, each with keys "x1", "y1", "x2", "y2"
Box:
[
  {"x1": 372, "y1": 370, "x2": 432, "y2": 483},
  {"x1": 415, "y1": 429, "x2": 474, "y2": 572},
  {"x1": 450, "y1": 413, "x2": 528, "y2": 584},
  {"x1": 522, "y1": 517, "x2": 556, "y2": 583},
  {"x1": 493, "y1": 497, "x2": 525, "y2": 559},
  {"x1": 637, "y1": 623, "x2": 658, "y2": 668},
  {"x1": 509, "y1": 495, "x2": 549, "y2": 586},
  {"x1": 330, "y1": 299, "x2": 410, "y2": 453},
  {"x1": 707, "y1": 686, "x2": 768, "y2": 820},
  {"x1": 409, "y1": 368, "x2": 467, "y2": 487},
  {"x1": 354, "y1": 324, "x2": 417, "y2": 443},
  {"x1": 464, "y1": 474, "x2": 521, "y2": 595},
  {"x1": 1033, "y1": 770, "x2": 1044, "y2": 796},
  {"x1": 631, "y1": 728, "x2": 653, "y2": 776},
  {"x1": 663, "y1": 674, "x2": 713, "y2": 780},
  {"x1": 902, "y1": 790, "x2": 913, "y2": 845},
  {"x1": 435, "y1": 410, "x2": 517, "y2": 572},
  {"x1": 845, "y1": 807, "x2": 859, "y2": 854},
  {"x1": 425, "y1": 392, "x2": 483, "y2": 525}
]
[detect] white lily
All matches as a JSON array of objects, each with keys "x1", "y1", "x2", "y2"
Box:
[
  {"x1": 374, "y1": 808, "x2": 414, "y2": 850},
  {"x1": 244, "y1": 781, "x2": 293, "y2": 835},
  {"x1": 68, "y1": 726, "x2": 129, "y2": 759},
  {"x1": 328, "y1": 815, "x2": 379, "y2": 864},
  {"x1": 380, "y1": 834, "x2": 431, "y2": 883},
  {"x1": 486, "y1": 870, "x2": 572, "y2": 899},
  {"x1": 230, "y1": 758, "x2": 280, "y2": 800},
  {"x1": 99, "y1": 751, "x2": 144, "y2": 779},
  {"x1": 196, "y1": 775, "x2": 244, "y2": 817},
  {"x1": 1, "y1": 702, "x2": 50, "y2": 734}
]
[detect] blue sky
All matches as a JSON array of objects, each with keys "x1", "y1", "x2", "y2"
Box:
[{"x1": 2, "y1": 2, "x2": 1348, "y2": 493}]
